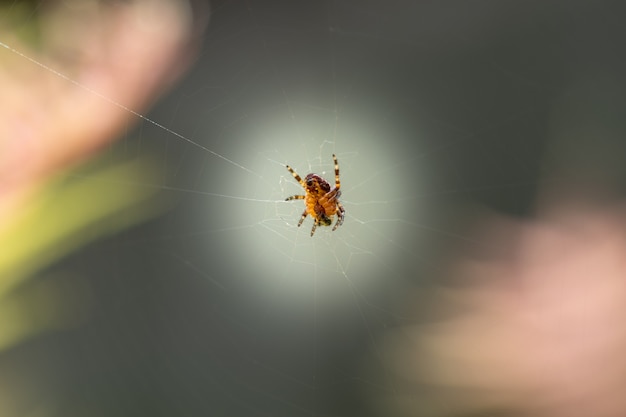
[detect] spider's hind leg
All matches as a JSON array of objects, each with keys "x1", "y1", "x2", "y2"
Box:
[
  {"x1": 297, "y1": 209, "x2": 307, "y2": 227},
  {"x1": 332, "y1": 202, "x2": 346, "y2": 231},
  {"x1": 310, "y1": 219, "x2": 319, "y2": 237}
]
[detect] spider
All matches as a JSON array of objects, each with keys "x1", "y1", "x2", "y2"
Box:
[{"x1": 284, "y1": 154, "x2": 345, "y2": 237}]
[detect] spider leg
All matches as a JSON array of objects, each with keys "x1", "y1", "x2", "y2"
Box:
[
  {"x1": 285, "y1": 164, "x2": 307, "y2": 188},
  {"x1": 310, "y1": 218, "x2": 319, "y2": 237},
  {"x1": 285, "y1": 195, "x2": 305, "y2": 201},
  {"x1": 332, "y1": 202, "x2": 345, "y2": 231},
  {"x1": 332, "y1": 154, "x2": 340, "y2": 190},
  {"x1": 297, "y1": 209, "x2": 307, "y2": 227}
]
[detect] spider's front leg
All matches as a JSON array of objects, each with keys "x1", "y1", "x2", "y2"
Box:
[
  {"x1": 285, "y1": 195, "x2": 305, "y2": 202},
  {"x1": 285, "y1": 165, "x2": 307, "y2": 188}
]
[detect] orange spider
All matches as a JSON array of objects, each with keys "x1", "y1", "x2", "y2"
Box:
[{"x1": 285, "y1": 154, "x2": 345, "y2": 236}]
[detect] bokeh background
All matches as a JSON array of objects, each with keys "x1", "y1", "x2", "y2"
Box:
[{"x1": 2, "y1": 0, "x2": 626, "y2": 416}]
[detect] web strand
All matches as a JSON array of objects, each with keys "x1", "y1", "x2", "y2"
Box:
[{"x1": 0, "y1": 40, "x2": 262, "y2": 179}]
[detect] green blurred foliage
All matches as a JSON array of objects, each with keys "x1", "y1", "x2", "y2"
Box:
[{"x1": 0, "y1": 155, "x2": 166, "y2": 350}]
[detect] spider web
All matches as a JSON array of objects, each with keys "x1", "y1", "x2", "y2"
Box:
[{"x1": 5, "y1": 0, "x2": 622, "y2": 416}]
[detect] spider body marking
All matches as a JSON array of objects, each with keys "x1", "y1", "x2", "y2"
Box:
[{"x1": 284, "y1": 154, "x2": 345, "y2": 237}]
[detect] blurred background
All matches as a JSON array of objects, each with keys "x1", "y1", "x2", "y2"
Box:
[{"x1": 2, "y1": 0, "x2": 626, "y2": 416}]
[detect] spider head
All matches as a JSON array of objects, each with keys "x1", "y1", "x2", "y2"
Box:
[{"x1": 305, "y1": 173, "x2": 331, "y2": 194}]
